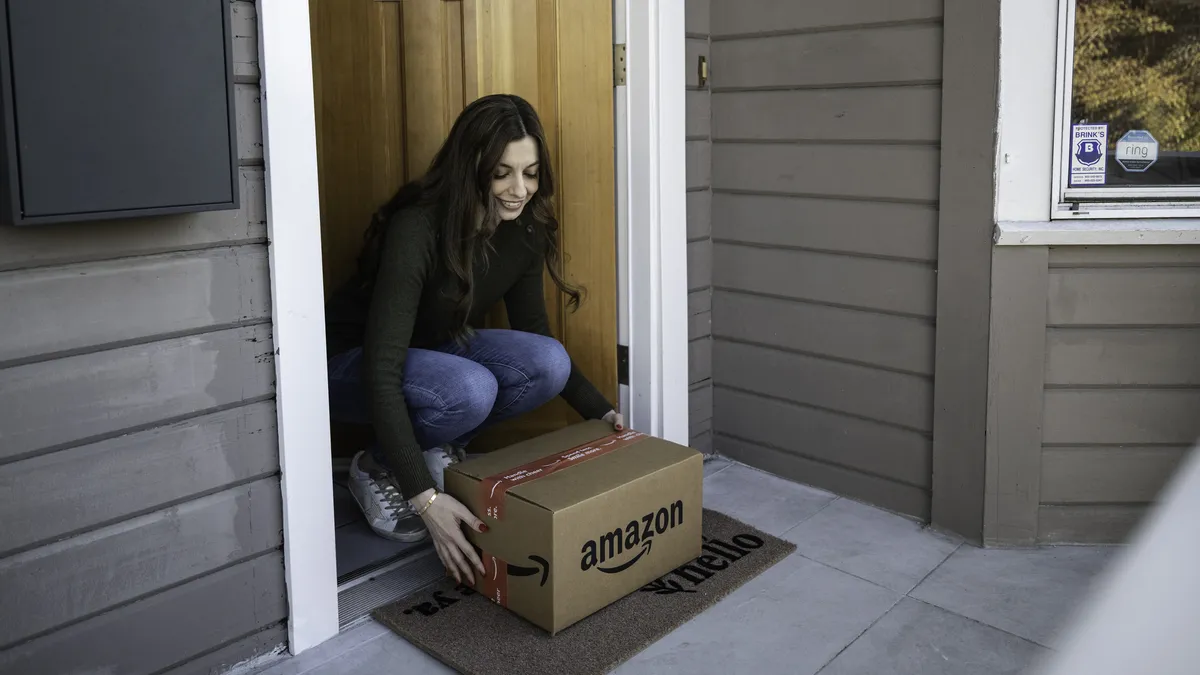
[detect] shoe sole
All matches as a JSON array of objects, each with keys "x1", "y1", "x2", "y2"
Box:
[{"x1": 369, "y1": 527, "x2": 429, "y2": 544}]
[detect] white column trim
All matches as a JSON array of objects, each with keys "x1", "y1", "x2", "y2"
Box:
[
  {"x1": 257, "y1": 0, "x2": 340, "y2": 655},
  {"x1": 622, "y1": 0, "x2": 690, "y2": 445}
]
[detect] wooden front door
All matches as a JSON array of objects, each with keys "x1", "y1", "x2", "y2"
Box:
[{"x1": 311, "y1": 0, "x2": 618, "y2": 453}]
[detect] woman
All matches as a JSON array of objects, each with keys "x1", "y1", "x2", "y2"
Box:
[{"x1": 325, "y1": 94, "x2": 624, "y2": 585}]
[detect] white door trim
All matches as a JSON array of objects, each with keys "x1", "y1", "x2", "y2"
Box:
[
  {"x1": 259, "y1": 0, "x2": 689, "y2": 655},
  {"x1": 257, "y1": 0, "x2": 340, "y2": 655},
  {"x1": 620, "y1": 0, "x2": 690, "y2": 445}
]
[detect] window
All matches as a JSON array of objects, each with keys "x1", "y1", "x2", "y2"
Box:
[{"x1": 1054, "y1": 0, "x2": 1200, "y2": 218}]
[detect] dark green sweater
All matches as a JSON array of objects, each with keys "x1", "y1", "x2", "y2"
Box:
[{"x1": 327, "y1": 205, "x2": 614, "y2": 497}]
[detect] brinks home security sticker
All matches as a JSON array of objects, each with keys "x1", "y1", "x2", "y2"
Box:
[{"x1": 1070, "y1": 124, "x2": 1108, "y2": 186}]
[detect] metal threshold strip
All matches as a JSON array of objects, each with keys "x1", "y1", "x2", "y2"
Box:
[{"x1": 337, "y1": 543, "x2": 444, "y2": 629}]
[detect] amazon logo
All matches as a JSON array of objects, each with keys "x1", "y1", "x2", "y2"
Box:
[
  {"x1": 507, "y1": 554, "x2": 550, "y2": 586},
  {"x1": 580, "y1": 500, "x2": 685, "y2": 573},
  {"x1": 471, "y1": 545, "x2": 551, "y2": 587}
]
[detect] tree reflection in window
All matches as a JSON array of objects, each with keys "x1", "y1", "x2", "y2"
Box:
[{"x1": 1071, "y1": 0, "x2": 1200, "y2": 187}]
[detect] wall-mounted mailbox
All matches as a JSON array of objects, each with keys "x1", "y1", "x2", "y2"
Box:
[{"x1": 0, "y1": 0, "x2": 240, "y2": 226}]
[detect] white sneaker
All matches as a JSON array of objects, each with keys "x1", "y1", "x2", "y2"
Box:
[
  {"x1": 423, "y1": 445, "x2": 465, "y2": 492},
  {"x1": 347, "y1": 451, "x2": 428, "y2": 542}
]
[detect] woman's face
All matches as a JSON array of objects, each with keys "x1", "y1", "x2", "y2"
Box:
[{"x1": 491, "y1": 136, "x2": 540, "y2": 221}]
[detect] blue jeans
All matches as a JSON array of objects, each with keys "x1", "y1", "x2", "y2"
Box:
[{"x1": 328, "y1": 329, "x2": 571, "y2": 459}]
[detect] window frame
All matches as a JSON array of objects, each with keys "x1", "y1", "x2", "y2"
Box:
[{"x1": 1051, "y1": 0, "x2": 1200, "y2": 220}]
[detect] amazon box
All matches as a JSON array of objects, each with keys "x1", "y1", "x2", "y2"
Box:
[{"x1": 444, "y1": 420, "x2": 703, "y2": 634}]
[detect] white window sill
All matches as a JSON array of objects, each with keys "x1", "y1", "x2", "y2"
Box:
[{"x1": 994, "y1": 220, "x2": 1200, "y2": 246}]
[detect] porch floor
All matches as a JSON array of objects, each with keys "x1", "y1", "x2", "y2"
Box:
[{"x1": 253, "y1": 459, "x2": 1117, "y2": 675}]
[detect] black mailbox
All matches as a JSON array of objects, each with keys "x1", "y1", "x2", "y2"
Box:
[{"x1": 0, "y1": 0, "x2": 240, "y2": 226}]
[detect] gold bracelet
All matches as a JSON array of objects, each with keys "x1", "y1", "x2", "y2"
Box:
[{"x1": 416, "y1": 491, "x2": 439, "y2": 516}]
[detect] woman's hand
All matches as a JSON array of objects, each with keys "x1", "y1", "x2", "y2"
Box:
[
  {"x1": 410, "y1": 489, "x2": 487, "y2": 585},
  {"x1": 602, "y1": 409, "x2": 625, "y2": 432}
]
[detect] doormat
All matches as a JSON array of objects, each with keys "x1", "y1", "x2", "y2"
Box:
[{"x1": 373, "y1": 509, "x2": 796, "y2": 675}]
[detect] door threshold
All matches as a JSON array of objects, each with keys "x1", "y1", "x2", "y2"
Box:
[{"x1": 337, "y1": 544, "x2": 444, "y2": 629}]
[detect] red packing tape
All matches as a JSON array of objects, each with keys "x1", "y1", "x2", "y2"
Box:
[
  {"x1": 479, "y1": 549, "x2": 509, "y2": 607},
  {"x1": 478, "y1": 430, "x2": 645, "y2": 521}
]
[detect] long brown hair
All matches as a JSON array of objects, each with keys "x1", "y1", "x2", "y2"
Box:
[{"x1": 355, "y1": 94, "x2": 581, "y2": 342}]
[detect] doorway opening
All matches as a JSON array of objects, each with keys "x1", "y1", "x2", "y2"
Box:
[
  {"x1": 261, "y1": 0, "x2": 687, "y2": 652},
  {"x1": 306, "y1": 0, "x2": 621, "y2": 626}
]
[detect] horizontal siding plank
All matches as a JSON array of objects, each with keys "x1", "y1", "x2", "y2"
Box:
[
  {"x1": 689, "y1": 309, "x2": 712, "y2": 341},
  {"x1": 711, "y1": 25, "x2": 943, "y2": 89},
  {"x1": 0, "y1": 402, "x2": 278, "y2": 556},
  {"x1": 1048, "y1": 245, "x2": 1200, "y2": 267},
  {"x1": 690, "y1": 383, "x2": 713, "y2": 425},
  {"x1": 1047, "y1": 268, "x2": 1200, "y2": 326},
  {"x1": 711, "y1": 192, "x2": 937, "y2": 261},
  {"x1": 713, "y1": 291, "x2": 934, "y2": 374},
  {"x1": 0, "y1": 169, "x2": 266, "y2": 273},
  {"x1": 714, "y1": 244, "x2": 936, "y2": 317},
  {"x1": 688, "y1": 288, "x2": 713, "y2": 340},
  {"x1": 689, "y1": 337, "x2": 713, "y2": 384},
  {"x1": 713, "y1": 86, "x2": 942, "y2": 142},
  {"x1": 687, "y1": 189, "x2": 712, "y2": 240},
  {"x1": 0, "y1": 553, "x2": 285, "y2": 675},
  {"x1": 688, "y1": 239, "x2": 713, "y2": 291},
  {"x1": 1041, "y1": 447, "x2": 1188, "y2": 504},
  {"x1": 0, "y1": 324, "x2": 276, "y2": 463},
  {"x1": 716, "y1": 433, "x2": 930, "y2": 519},
  {"x1": 715, "y1": 386, "x2": 930, "y2": 487},
  {"x1": 1043, "y1": 389, "x2": 1200, "y2": 445},
  {"x1": 690, "y1": 431, "x2": 713, "y2": 455},
  {"x1": 713, "y1": 143, "x2": 941, "y2": 202},
  {"x1": 1037, "y1": 505, "x2": 1145, "y2": 544},
  {"x1": 690, "y1": 415, "x2": 713, "y2": 446},
  {"x1": 712, "y1": 0, "x2": 944, "y2": 36},
  {"x1": 714, "y1": 340, "x2": 933, "y2": 431},
  {"x1": 687, "y1": 141, "x2": 712, "y2": 189},
  {"x1": 235, "y1": 83, "x2": 264, "y2": 163},
  {"x1": 687, "y1": 89, "x2": 711, "y2": 138},
  {"x1": 686, "y1": 38, "x2": 710, "y2": 88},
  {"x1": 686, "y1": 0, "x2": 710, "y2": 36},
  {"x1": 1045, "y1": 328, "x2": 1200, "y2": 386},
  {"x1": 0, "y1": 478, "x2": 282, "y2": 647},
  {"x1": 231, "y1": 1, "x2": 261, "y2": 82},
  {"x1": 0, "y1": 246, "x2": 271, "y2": 365},
  {"x1": 689, "y1": 289, "x2": 712, "y2": 341},
  {"x1": 163, "y1": 624, "x2": 288, "y2": 675}
]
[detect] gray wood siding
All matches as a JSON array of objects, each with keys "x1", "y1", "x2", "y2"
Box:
[
  {"x1": 709, "y1": 0, "x2": 942, "y2": 519},
  {"x1": 1015, "y1": 247, "x2": 1200, "y2": 544},
  {"x1": 0, "y1": 479, "x2": 282, "y2": 647},
  {"x1": 0, "y1": 3, "x2": 286, "y2": 670},
  {"x1": 0, "y1": 553, "x2": 286, "y2": 675},
  {"x1": 0, "y1": 169, "x2": 266, "y2": 273},
  {"x1": 711, "y1": 0, "x2": 944, "y2": 36},
  {"x1": 0, "y1": 324, "x2": 275, "y2": 464},
  {"x1": 687, "y1": 0, "x2": 714, "y2": 454},
  {"x1": 0, "y1": 402, "x2": 279, "y2": 557},
  {"x1": 0, "y1": 245, "x2": 271, "y2": 366}
]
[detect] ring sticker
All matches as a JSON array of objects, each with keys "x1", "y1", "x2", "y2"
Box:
[
  {"x1": 1115, "y1": 130, "x2": 1158, "y2": 173},
  {"x1": 1070, "y1": 124, "x2": 1108, "y2": 186}
]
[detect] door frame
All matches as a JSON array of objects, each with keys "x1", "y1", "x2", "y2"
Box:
[
  {"x1": 258, "y1": 0, "x2": 689, "y2": 655},
  {"x1": 616, "y1": 0, "x2": 690, "y2": 447}
]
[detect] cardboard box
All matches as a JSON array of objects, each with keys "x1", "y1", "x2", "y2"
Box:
[{"x1": 445, "y1": 420, "x2": 703, "y2": 634}]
